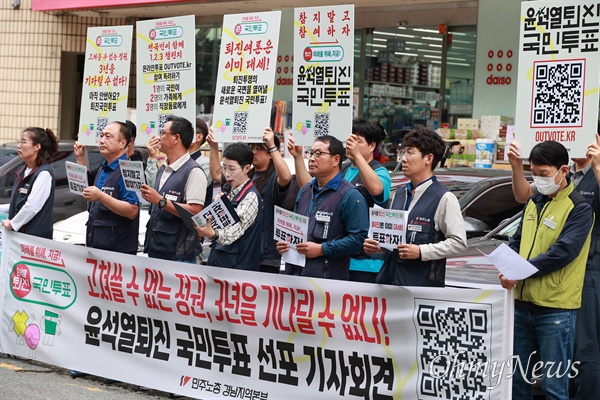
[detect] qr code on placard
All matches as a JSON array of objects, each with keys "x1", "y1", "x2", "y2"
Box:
[
  {"x1": 158, "y1": 113, "x2": 172, "y2": 135},
  {"x1": 414, "y1": 298, "x2": 492, "y2": 400},
  {"x1": 233, "y1": 111, "x2": 248, "y2": 135},
  {"x1": 531, "y1": 59, "x2": 584, "y2": 127},
  {"x1": 96, "y1": 118, "x2": 108, "y2": 141},
  {"x1": 314, "y1": 113, "x2": 330, "y2": 137}
]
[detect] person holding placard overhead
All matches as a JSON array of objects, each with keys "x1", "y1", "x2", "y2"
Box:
[
  {"x1": 195, "y1": 142, "x2": 263, "y2": 271},
  {"x1": 140, "y1": 116, "x2": 206, "y2": 263},
  {"x1": 499, "y1": 140, "x2": 593, "y2": 400},
  {"x1": 206, "y1": 126, "x2": 292, "y2": 273},
  {"x1": 0, "y1": 127, "x2": 58, "y2": 238},
  {"x1": 363, "y1": 127, "x2": 467, "y2": 287}
]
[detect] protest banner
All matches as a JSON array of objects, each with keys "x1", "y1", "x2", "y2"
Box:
[
  {"x1": 136, "y1": 15, "x2": 196, "y2": 145},
  {"x1": 367, "y1": 208, "x2": 406, "y2": 250},
  {"x1": 65, "y1": 161, "x2": 88, "y2": 196},
  {"x1": 78, "y1": 26, "x2": 133, "y2": 146},
  {"x1": 292, "y1": 5, "x2": 354, "y2": 146},
  {"x1": 273, "y1": 206, "x2": 308, "y2": 247},
  {"x1": 212, "y1": 11, "x2": 282, "y2": 143},
  {"x1": 1, "y1": 230, "x2": 515, "y2": 399},
  {"x1": 514, "y1": 0, "x2": 600, "y2": 157}
]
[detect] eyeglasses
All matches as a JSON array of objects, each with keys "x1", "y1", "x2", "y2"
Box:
[
  {"x1": 221, "y1": 164, "x2": 241, "y2": 174},
  {"x1": 305, "y1": 150, "x2": 332, "y2": 159},
  {"x1": 19, "y1": 139, "x2": 33, "y2": 146},
  {"x1": 160, "y1": 130, "x2": 176, "y2": 137},
  {"x1": 399, "y1": 149, "x2": 421, "y2": 159}
]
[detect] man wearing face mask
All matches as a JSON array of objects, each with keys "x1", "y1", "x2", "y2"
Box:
[{"x1": 500, "y1": 140, "x2": 594, "y2": 400}]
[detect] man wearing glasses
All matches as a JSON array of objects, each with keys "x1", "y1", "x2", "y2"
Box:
[
  {"x1": 141, "y1": 116, "x2": 207, "y2": 262},
  {"x1": 364, "y1": 127, "x2": 467, "y2": 287},
  {"x1": 276, "y1": 135, "x2": 369, "y2": 280}
]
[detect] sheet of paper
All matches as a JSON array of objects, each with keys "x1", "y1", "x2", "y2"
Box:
[
  {"x1": 282, "y1": 247, "x2": 305, "y2": 267},
  {"x1": 478, "y1": 243, "x2": 539, "y2": 280}
]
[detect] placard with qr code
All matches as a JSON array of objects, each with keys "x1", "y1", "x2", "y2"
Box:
[
  {"x1": 212, "y1": 11, "x2": 282, "y2": 143},
  {"x1": 135, "y1": 15, "x2": 197, "y2": 146},
  {"x1": 515, "y1": 1, "x2": 600, "y2": 157},
  {"x1": 291, "y1": 5, "x2": 354, "y2": 146},
  {"x1": 78, "y1": 25, "x2": 132, "y2": 146}
]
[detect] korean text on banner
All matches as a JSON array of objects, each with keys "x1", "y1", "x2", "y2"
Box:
[
  {"x1": 292, "y1": 5, "x2": 354, "y2": 146},
  {"x1": 78, "y1": 26, "x2": 133, "y2": 146},
  {"x1": 368, "y1": 207, "x2": 406, "y2": 250},
  {"x1": 514, "y1": 1, "x2": 600, "y2": 157},
  {"x1": 212, "y1": 11, "x2": 282, "y2": 143},
  {"x1": 136, "y1": 15, "x2": 196, "y2": 146},
  {"x1": 65, "y1": 161, "x2": 88, "y2": 196},
  {"x1": 1, "y1": 231, "x2": 514, "y2": 399}
]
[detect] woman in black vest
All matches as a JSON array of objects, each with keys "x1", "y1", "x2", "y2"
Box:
[{"x1": 1, "y1": 127, "x2": 58, "y2": 238}]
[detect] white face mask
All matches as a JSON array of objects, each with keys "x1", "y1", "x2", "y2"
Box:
[{"x1": 533, "y1": 167, "x2": 564, "y2": 195}]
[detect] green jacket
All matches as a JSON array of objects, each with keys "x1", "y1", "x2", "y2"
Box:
[{"x1": 515, "y1": 182, "x2": 592, "y2": 309}]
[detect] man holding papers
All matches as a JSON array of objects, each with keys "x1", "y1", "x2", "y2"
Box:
[
  {"x1": 364, "y1": 127, "x2": 467, "y2": 287},
  {"x1": 499, "y1": 140, "x2": 593, "y2": 400},
  {"x1": 141, "y1": 116, "x2": 206, "y2": 262}
]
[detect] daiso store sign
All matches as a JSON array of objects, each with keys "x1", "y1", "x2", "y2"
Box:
[{"x1": 486, "y1": 48, "x2": 515, "y2": 85}]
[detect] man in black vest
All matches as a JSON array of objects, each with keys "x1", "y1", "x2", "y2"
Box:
[
  {"x1": 83, "y1": 121, "x2": 140, "y2": 255},
  {"x1": 276, "y1": 135, "x2": 369, "y2": 280},
  {"x1": 509, "y1": 134, "x2": 600, "y2": 400},
  {"x1": 364, "y1": 127, "x2": 467, "y2": 287},
  {"x1": 140, "y1": 116, "x2": 207, "y2": 262}
]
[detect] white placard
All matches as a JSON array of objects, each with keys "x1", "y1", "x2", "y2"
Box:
[
  {"x1": 136, "y1": 15, "x2": 196, "y2": 145},
  {"x1": 514, "y1": 1, "x2": 600, "y2": 157},
  {"x1": 192, "y1": 196, "x2": 239, "y2": 229},
  {"x1": 78, "y1": 26, "x2": 133, "y2": 145},
  {"x1": 292, "y1": 5, "x2": 354, "y2": 146},
  {"x1": 367, "y1": 208, "x2": 406, "y2": 250},
  {"x1": 212, "y1": 11, "x2": 282, "y2": 143},
  {"x1": 65, "y1": 161, "x2": 88, "y2": 196},
  {"x1": 118, "y1": 159, "x2": 145, "y2": 198},
  {"x1": 479, "y1": 243, "x2": 539, "y2": 280},
  {"x1": 274, "y1": 205, "x2": 309, "y2": 267}
]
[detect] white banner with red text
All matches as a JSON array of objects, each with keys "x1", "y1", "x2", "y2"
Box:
[{"x1": 1, "y1": 231, "x2": 513, "y2": 399}]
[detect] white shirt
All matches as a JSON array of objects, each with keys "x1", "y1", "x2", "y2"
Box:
[
  {"x1": 158, "y1": 153, "x2": 207, "y2": 205},
  {"x1": 0, "y1": 168, "x2": 53, "y2": 231}
]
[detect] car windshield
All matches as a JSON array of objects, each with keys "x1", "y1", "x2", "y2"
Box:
[{"x1": 0, "y1": 144, "x2": 18, "y2": 167}]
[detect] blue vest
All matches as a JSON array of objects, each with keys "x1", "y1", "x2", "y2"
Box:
[
  {"x1": 285, "y1": 179, "x2": 354, "y2": 280},
  {"x1": 255, "y1": 171, "x2": 280, "y2": 262},
  {"x1": 190, "y1": 150, "x2": 213, "y2": 205},
  {"x1": 378, "y1": 177, "x2": 448, "y2": 287},
  {"x1": 87, "y1": 164, "x2": 139, "y2": 254},
  {"x1": 208, "y1": 180, "x2": 263, "y2": 271},
  {"x1": 145, "y1": 158, "x2": 201, "y2": 260},
  {"x1": 8, "y1": 164, "x2": 55, "y2": 239},
  {"x1": 573, "y1": 170, "x2": 600, "y2": 271}
]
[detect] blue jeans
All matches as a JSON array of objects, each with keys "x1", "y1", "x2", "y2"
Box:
[{"x1": 512, "y1": 308, "x2": 576, "y2": 400}]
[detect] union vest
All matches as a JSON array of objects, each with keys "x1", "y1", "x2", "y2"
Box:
[
  {"x1": 516, "y1": 183, "x2": 592, "y2": 309},
  {"x1": 145, "y1": 158, "x2": 201, "y2": 260},
  {"x1": 573, "y1": 170, "x2": 600, "y2": 271},
  {"x1": 9, "y1": 164, "x2": 55, "y2": 239},
  {"x1": 377, "y1": 177, "x2": 448, "y2": 287},
  {"x1": 208, "y1": 180, "x2": 263, "y2": 271},
  {"x1": 254, "y1": 171, "x2": 280, "y2": 262},
  {"x1": 285, "y1": 179, "x2": 354, "y2": 280},
  {"x1": 87, "y1": 163, "x2": 140, "y2": 254}
]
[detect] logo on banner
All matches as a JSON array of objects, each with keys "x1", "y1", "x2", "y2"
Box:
[{"x1": 180, "y1": 376, "x2": 191, "y2": 387}]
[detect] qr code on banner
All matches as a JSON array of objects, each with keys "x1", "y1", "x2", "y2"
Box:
[
  {"x1": 233, "y1": 111, "x2": 248, "y2": 135},
  {"x1": 414, "y1": 298, "x2": 493, "y2": 400},
  {"x1": 159, "y1": 114, "x2": 172, "y2": 135},
  {"x1": 314, "y1": 113, "x2": 330, "y2": 137},
  {"x1": 95, "y1": 118, "x2": 108, "y2": 141},
  {"x1": 531, "y1": 59, "x2": 584, "y2": 127}
]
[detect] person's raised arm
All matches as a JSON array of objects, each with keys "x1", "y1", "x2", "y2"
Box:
[
  {"x1": 263, "y1": 127, "x2": 292, "y2": 188},
  {"x1": 207, "y1": 127, "x2": 223, "y2": 185},
  {"x1": 508, "y1": 141, "x2": 533, "y2": 203},
  {"x1": 346, "y1": 133, "x2": 384, "y2": 197},
  {"x1": 587, "y1": 133, "x2": 600, "y2": 188},
  {"x1": 288, "y1": 132, "x2": 311, "y2": 187}
]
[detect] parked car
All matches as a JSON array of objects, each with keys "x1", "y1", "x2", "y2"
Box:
[
  {"x1": 0, "y1": 140, "x2": 148, "y2": 223},
  {"x1": 389, "y1": 167, "x2": 531, "y2": 236}
]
